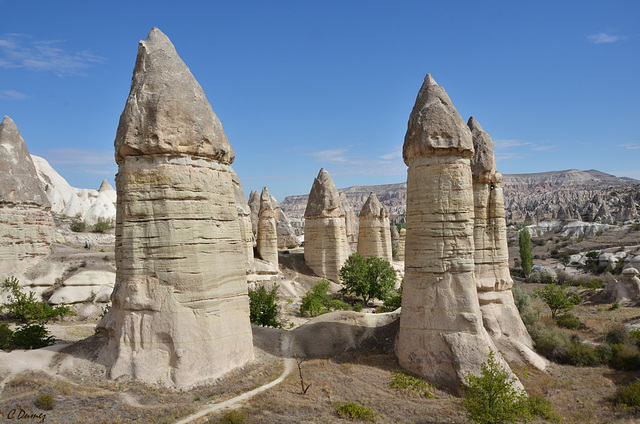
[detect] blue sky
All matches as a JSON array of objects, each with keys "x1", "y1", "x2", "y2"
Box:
[{"x1": 1, "y1": 1, "x2": 638, "y2": 202}]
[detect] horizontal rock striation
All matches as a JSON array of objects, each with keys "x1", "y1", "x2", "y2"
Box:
[{"x1": 357, "y1": 192, "x2": 392, "y2": 262}]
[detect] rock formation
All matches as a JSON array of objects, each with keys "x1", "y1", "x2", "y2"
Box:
[
  {"x1": 231, "y1": 169, "x2": 254, "y2": 263},
  {"x1": 0, "y1": 116, "x2": 55, "y2": 262},
  {"x1": 304, "y1": 168, "x2": 350, "y2": 282},
  {"x1": 248, "y1": 190, "x2": 260, "y2": 235},
  {"x1": 397, "y1": 228, "x2": 406, "y2": 261},
  {"x1": 270, "y1": 195, "x2": 298, "y2": 248},
  {"x1": 396, "y1": 74, "x2": 517, "y2": 393},
  {"x1": 600, "y1": 268, "x2": 640, "y2": 305},
  {"x1": 257, "y1": 187, "x2": 278, "y2": 265},
  {"x1": 98, "y1": 28, "x2": 253, "y2": 387},
  {"x1": 357, "y1": 192, "x2": 392, "y2": 262},
  {"x1": 469, "y1": 116, "x2": 544, "y2": 369},
  {"x1": 390, "y1": 225, "x2": 399, "y2": 254},
  {"x1": 340, "y1": 192, "x2": 359, "y2": 253}
]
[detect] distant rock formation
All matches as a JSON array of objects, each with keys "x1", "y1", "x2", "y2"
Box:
[
  {"x1": 600, "y1": 268, "x2": 640, "y2": 306},
  {"x1": 0, "y1": 116, "x2": 55, "y2": 262},
  {"x1": 248, "y1": 190, "x2": 260, "y2": 235},
  {"x1": 357, "y1": 192, "x2": 392, "y2": 262},
  {"x1": 396, "y1": 75, "x2": 516, "y2": 394},
  {"x1": 231, "y1": 169, "x2": 254, "y2": 263},
  {"x1": 340, "y1": 192, "x2": 358, "y2": 253},
  {"x1": 257, "y1": 187, "x2": 278, "y2": 265},
  {"x1": 304, "y1": 168, "x2": 350, "y2": 282},
  {"x1": 98, "y1": 28, "x2": 253, "y2": 387},
  {"x1": 397, "y1": 228, "x2": 406, "y2": 261},
  {"x1": 469, "y1": 117, "x2": 544, "y2": 369},
  {"x1": 32, "y1": 155, "x2": 116, "y2": 225},
  {"x1": 270, "y1": 195, "x2": 298, "y2": 249}
]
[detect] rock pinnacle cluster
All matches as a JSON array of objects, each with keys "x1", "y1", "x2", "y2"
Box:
[
  {"x1": 98, "y1": 28, "x2": 253, "y2": 387},
  {"x1": 357, "y1": 192, "x2": 392, "y2": 262}
]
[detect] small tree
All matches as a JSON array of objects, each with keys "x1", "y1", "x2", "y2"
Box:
[
  {"x1": 463, "y1": 350, "x2": 531, "y2": 424},
  {"x1": 248, "y1": 283, "x2": 283, "y2": 328},
  {"x1": 339, "y1": 253, "x2": 396, "y2": 306},
  {"x1": 519, "y1": 229, "x2": 533, "y2": 276},
  {"x1": 533, "y1": 283, "x2": 581, "y2": 320},
  {"x1": 300, "y1": 280, "x2": 332, "y2": 317}
]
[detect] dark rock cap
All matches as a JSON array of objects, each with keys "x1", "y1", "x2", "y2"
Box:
[
  {"x1": 468, "y1": 116, "x2": 496, "y2": 183},
  {"x1": 0, "y1": 116, "x2": 50, "y2": 208},
  {"x1": 304, "y1": 168, "x2": 343, "y2": 218},
  {"x1": 403, "y1": 74, "x2": 473, "y2": 163},
  {"x1": 115, "y1": 27, "x2": 233, "y2": 165}
]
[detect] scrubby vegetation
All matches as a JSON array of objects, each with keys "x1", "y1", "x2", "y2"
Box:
[
  {"x1": 389, "y1": 372, "x2": 436, "y2": 398},
  {"x1": 92, "y1": 219, "x2": 112, "y2": 233},
  {"x1": 70, "y1": 220, "x2": 87, "y2": 232},
  {"x1": 339, "y1": 253, "x2": 396, "y2": 306},
  {"x1": 248, "y1": 283, "x2": 284, "y2": 328},
  {"x1": 334, "y1": 401, "x2": 376, "y2": 421}
]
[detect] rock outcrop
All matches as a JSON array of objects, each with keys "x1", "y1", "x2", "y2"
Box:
[
  {"x1": 357, "y1": 192, "x2": 392, "y2": 262},
  {"x1": 231, "y1": 169, "x2": 254, "y2": 263},
  {"x1": 304, "y1": 168, "x2": 350, "y2": 282},
  {"x1": 397, "y1": 228, "x2": 406, "y2": 262},
  {"x1": 98, "y1": 28, "x2": 253, "y2": 387},
  {"x1": 396, "y1": 75, "x2": 516, "y2": 393},
  {"x1": 340, "y1": 192, "x2": 359, "y2": 253},
  {"x1": 257, "y1": 187, "x2": 278, "y2": 266},
  {"x1": 600, "y1": 268, "x2": 640, "y2": 306},
  {"x1": 248, "y1": 190, "x2": 260, "y2": 234},
  {"x1": 0, "y1": 117, "x2": 55, "y2": 262},
  {"x1": 469, "y1": 117, "x2": 544, "y2": 369},
  {"x1": 270, "y1": 195, "x2": 299, "y2": 249}
]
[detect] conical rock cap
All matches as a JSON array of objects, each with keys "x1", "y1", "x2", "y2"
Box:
[
  {"x1": 403, "y1": 74, "x2": 473, "y2": 163},
  {"x1": 468, "y1": 116, "x2": 496, "y2": 183},
  {"x1": 304, "y1": 168, "x2": 343, "y2": 218},
  {"x1": 359, "y1": 192, "x2": 389, "y2": 218},
  {"x1": 115, "y1": 27, "x2": 233, "y2": 165}
]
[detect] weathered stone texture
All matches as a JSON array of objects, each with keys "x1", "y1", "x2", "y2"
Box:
[
  {"x1": 396, "y1": 74, "x2": 517, "y2": 393},
  {"x1": 357, "y1": 192, "x2": 392, "y2": 262},
  {"x1": 0, "y1": 116, "x2": 54, "y2": 262},
  {"x1": 469, "y1": 117, "x2": 544, "y2": 369},
  {"x1": 257, "y1": 187, "x2": 278, "y2": 266},
  {"x1": 397, "y1": 228, "x2": 406, "y2": 261},
  {"x1": 304, "y1": 168, "x2": 350, "y2": 282},
  {"x1": 340, "y1": 192, "x2": 358, "y2": 253},
  {"x1": 99, "y1": 28, "x2": 253, "y2": 388},
  {"x1": 231, "y1": 169, "x2": 254, "y2": 262},
  {"x1": 270, "y1": 195, "x2": 298, "y2": 249},
  {"x1": 248, "y1": 190, "x2": 260, "y2": 235}
]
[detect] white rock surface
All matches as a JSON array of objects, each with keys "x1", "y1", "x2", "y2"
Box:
[
  {"x1": 357, "y1": 192, "x2": 392, "y2": 262},
  {"x1": 257, "y1": 187, "x2": 278, "y2": 266}
]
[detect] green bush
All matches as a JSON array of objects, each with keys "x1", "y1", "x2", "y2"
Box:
[
  {"x1": 352, "y1": 302, "x2": 362, "y2": 312},
  {"x1": 329, "y1": 299, "x2": 352, "y2": 311},
  {"x1": 512, "y1": 284, "x2": 531, "y2": 315},
  {"x1": 92, "y1": 220, "x2": 111, "y2": 233},
  {"x1": 11, "y1": 323, "x2": 55, "y2": 349},
  {"x1": 605, "y1": 324, "x2": 632, "y2": 346},
  {"x1": 389, "y1": 372, "x2": 437, "y2": 398},
  {"x1": 215, "y1": 410, "x2": 247, "y2": 424},
  {"x1": 34, "y1": 393, "x2": 55, "y2": 410},
  {"x1": 335, "y1": 401, "x2": 375, "y2": 421},
  {"x1": 610, "y1": 344, "x2": 640, "y2": 371},
  {"x1": 527, "y1": 394, "x2": 561, "y2": 423},
  {"x1": 524, "y1": 315, "x2": 570, "y2": 362},
  {"x1": 0, "y1": 322, "x2": 13, "y2": 350},
  {"x1": 566, "y1": 341, "x2": 600, "y2": 367},
  {"x1": 614, "y1": 379, "x2": 640, "y2": 409},
  {"x1": 1, "y1": 276, "x2": 73, "y2": 323},
  {"x1": 69, "y1": 220, "x2": 86, "y2": 232},
  {"x1": 555, "y1": 313, "x2": 582, "y2": 329},
  {"x1": 526, "y1": 270, "x2": 555, "y2": 284},
  {"x1": 519, "y1": 230, "x2": 533, "y2": 277},
  {"x1": 300, "y1": 280, "x2": 332, "y2": 317},
  {"x1": 463, "y1": 350, "x2": 531, "y2": 424},
  {"x1": 533, "y1": 283, "x2": 581, "y2": 319},
  {"x1": 339, "y1": 253, "x2": 396, "y2": 305},
  {"x1": 378, "y1": 281, "x2": 403, "y2": 312},
  {"x1": 248, "y1": 283, "x2": 283, "y2": 328}
]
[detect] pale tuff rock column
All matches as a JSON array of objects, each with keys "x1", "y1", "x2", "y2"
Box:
[
  {"x1": 304, "y1": 168, "x2": 350, "y2": 282},
  {"x1": 397, "y1": 228, "x2": 406, "y2": 261},
  {"x1": 469, "y1": 117, "x2": 544, "y2": 369},
  {"x1": 99, "y1": 28, "x2": 253, "y2": 387},
  {"x1": 270, "y1": 195, "x2": 299, "y2": 248},
  {"x1": 340, "y1": 192, "x2": 359, "y2": 253},
  {"x1": 396, "y1": 74, "x2": 518, "y2": 394},
  {"x1": 357, "y1": 192, "x2": 392, "y2": 262},
  {"x1": 231, "y1": 169, "x2": 254, "y2": 263},
  {"x1": 257, "y1": 187, "x2": 278, "y2": 266},
  {"x1": 248, "y1": 190, "x2": 260, "y2": 235},
  {"x1": 0, "y1": 116, "x2": 54, "y2": 262}
]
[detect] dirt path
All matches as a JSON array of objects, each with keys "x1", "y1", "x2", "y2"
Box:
[{"x1": 175, "y1": 333, "x2": 295, "y2": 424}]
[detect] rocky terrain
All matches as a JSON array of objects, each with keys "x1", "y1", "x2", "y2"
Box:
[{"x1": 280, "y1": 169, "x2": 640, "y2": 227}]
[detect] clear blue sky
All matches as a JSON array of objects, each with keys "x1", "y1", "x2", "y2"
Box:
[{"x1": 1, "y1": 1, "x2": 638, "y2": 202}]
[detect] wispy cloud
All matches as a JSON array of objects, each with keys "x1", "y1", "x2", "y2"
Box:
[
  {"x1": 0, "y1": 89, "x2": 28, "y2": 100},
  {"x1": 494, "y1": 139, "x2": 532, "y2": 149},
  {"x1": 35, "y1": 148, "x2": 115, "y2": 167},
  {"x1": 619, "y1": 143, "x2": 640, "y2": 150},
  {"x1": 306, "y1": 148, "x2": 351, "y2": 164},
  {"x1": 531, "y1": 145, "x2": 558, "y2": 151},
  {"x1": 495, "y1": 152, "x2": 523, "y2": 161},
  {"x1": 588, "y1": 32, "x2": 627, "y2": 44},
  {"x1": 379, "y1": 145, "x2": 402, "y2": 160},
  {"x1": 0, "y1": 33, "x2": 105, "y2": 76}
]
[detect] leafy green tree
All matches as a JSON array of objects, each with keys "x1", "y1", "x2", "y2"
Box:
[
  {"x1": 463, "y1": 351, "x2": 531, "y2": 424},
  {"x1": 339, "y1": 253, "x2": 397, "y2": 306},
  {"x1": 519, "y1": 229, "x2": 533, "y2": 276},
  {"x1": 533, "y1": 283, "x2": 581, "y2": 320},
  {"x1": 248, "y1": 283, "x2": 283, "y2": 328},
  {"x1": 1, "y1": 277, "x2": 72, "y2": 323},
  {"x1": 300, "y1": 280, "x2": 332, "y2": 317}
]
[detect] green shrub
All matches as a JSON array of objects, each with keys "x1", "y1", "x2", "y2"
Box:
[
  {"x1": 512, "y1": 284, "x2": 531, "y2": 315},
  {"x1": 533, "y1": 283, "x2": 581, "y2": 319},
  {"x1": 605, "y1": 324, "x2": 632, "y2": 346},
  {"x1": 92, "y1": 220, "x2": 111, "y2": 233},
  {"x1": 389, "y1": 372, "x2": 437, "y2": 398},
  {"x1": 629, "y1": 329, "x2": 640, "y2": 345},
  {"x1": 215, "y1": 409, "x2": 247, "y2": 423},
  {"x1": 519, "y1": 230, "x2": 533, "y2": 277},
  {"x1": 526, "y1": 270, "x2": 555, "y2": 285},
  {"x1": 34, "y1": 393, "x2": 55, "y2": 410},
  {"x1": 0, "y1": 322, "x2": 13, "y2": 350},
  {"x1": 610, "y1": 344, "x2": 640, "y2": 371},
  {"x1": 329, "y1": 299, "x2": 352, "y2": 311},
  {"x1": 527, "y1": 394, "x2": 561, "y2": 423},
  {"x1": 339, "y1": 253, "x2": 396, "y2": 305},
  {"x1": 352, "y1": 302, "x2": 362, "y2": 312},
  {"x1": 555, "y1": 313, "x2": 582, "y2": 329},
  {"x1": 1, "y1": 276, "x2": 73, "y2": 323},
  {"x1": 287, "y1": 244, "x2": 297, "y2": 249},
  {"x1": 335, "y1": 401, "x2": 375, "y2": 421},
  {"x1": 248, "y1": 283, "x2": 283, "y2": 328},
  {"x1": 379, "y1": 281, "x2": 403, "y2": 312},
  {"x1": 463, "y1": 350, "x2": 531, "y2": 424},
  {"x1": 300, "y1": 280, "x2": 332, "y2": 317},
  {"x1": 566, "y1": 341, "x2": 600, "y2": 367},
  {"x1": 524, "y1": 316, "x2": 570, "y2": 362},
  {"x1": 614, "y1": 379, "x2": 640, "y2": 409},
  {"x1": 69, "y1": 220, "x2": 86, "y2": 232},
  {"x1": 12, "y1": 323, "x2": 55, "y2": 349}
]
